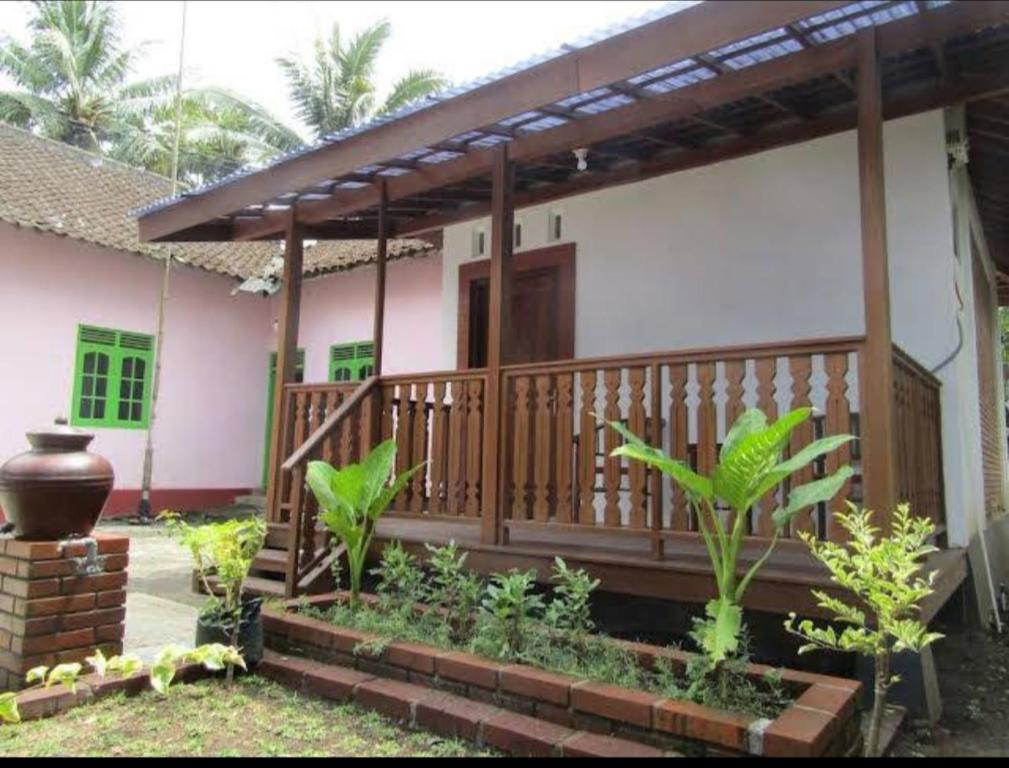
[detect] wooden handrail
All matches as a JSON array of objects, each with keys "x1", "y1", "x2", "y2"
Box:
[
  {"x1": 892, "y1": 344, "x2": 942, "y2": 389},
  {"x1": 500, "y1": 335, "x2": 867, "y2": 376},
  {"x1": 282, "y1": 376, "x2": 378, "y2": 472}
]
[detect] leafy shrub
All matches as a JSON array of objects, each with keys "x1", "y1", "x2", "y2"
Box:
[
  {"x1": 424, "y1": 541, "x2": 482, "y2": 643},
  {"x1": 544, "y1": 556, "x2": 599, "y2": 646},
  {"x1": 372, "y1": 541, "x2": 426, "y2": 611},
  {"x1": 307, "y1": 439, "x2": 424, "y2": 609},
  {"x1": 473, "y1": 569, "x2": 544, "y2": 660},
  {"x1": 0, "y1": 692, "x2": 18, "y2": 725},
  {"x1": 603, "y1": 407, "x2": 852, "y2": 678},
  {"x1": 785, "y1": 503, "x2": 943, "y2": 757}
]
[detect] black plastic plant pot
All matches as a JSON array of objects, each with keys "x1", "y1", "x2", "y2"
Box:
[{"x1": 195, "y1": 595, "x2": 264, "y2": 668}]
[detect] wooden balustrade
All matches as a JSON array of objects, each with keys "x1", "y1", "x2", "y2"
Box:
[
  {"x1": 892, "y1": 345, "x2": 945, "y2": 528},
  {"x1": 375, "y1": 370, "x2": 489, "y2": 519},
  {"x1": 499, "y1": 337, "x2": 866, "y2": 545},
  {"x1": 277, "y1": 378, "x2": 378, "y2": 597}
]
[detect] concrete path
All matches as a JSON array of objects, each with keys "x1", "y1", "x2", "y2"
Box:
[{"x1": 98, "y1": 522, "x2": 204, "y2": 662}]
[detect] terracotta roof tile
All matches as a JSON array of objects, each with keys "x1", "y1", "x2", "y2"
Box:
[{"x1": 0, "y1": 123, "x2": 433, "y2": 279}]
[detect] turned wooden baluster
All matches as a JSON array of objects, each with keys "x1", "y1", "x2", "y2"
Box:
[
  {"x1": 754, "y1": 357, "x2": 779, "y2": 537},
  {"x1": 394, "y1": 384, "x2": 412, "y2": 511},
  {"x1": 788, "y1": 356, "x2": 815, "y2": 536},
  {"x1": 429, "y1": 381, "x2": 448, "y2": 515},
  {"x1": 511, "y1": 376, "x2": 532, "y2": 521},
  {"x1": 603, "y1": 368, "x2": 622, "y2": 527},
  {"x1": 628, "y1": 367, "x2": 647, "y2": 529},
  {"x1": 465, "y1": 380, "x2": 483, "y2": 517},
  {"x1": 696, "y1": 362, "x2": 718, "y2": 479},
  {"x1": 533, "y1": 375, "x2": 553, "y2": 523},
  {"x1": 668, "y1": 364, "x2": 690, "y2": 531},
  {"x1": 410, "y1": 382, "x2": 428, "y2": 514},
  {"x1": 578, "y1": 371, "x2": 598, "y2": 526},
  {"x1": 446, "y1": 380, "x2": 466, "y2": 516},
  {"x1": 554, "y1": 372, "x2": 574, "y2": 524},
  {"x1": 824, "y1": 352, "x2": 853, "y2": 541}
]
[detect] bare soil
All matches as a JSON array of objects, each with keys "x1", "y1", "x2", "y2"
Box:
[{"x1": 893, "y1": 621, "x2": 1009, "y2": 757}]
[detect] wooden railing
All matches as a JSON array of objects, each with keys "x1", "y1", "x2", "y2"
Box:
[
  {"x1": 376, "y1": 370, "x2": 489, "y2": 518},
  {"x1": 270, "y1": 381, "x2": 360, "y2": 523},
  {"x1": 499, "y1": 337, "x2": 866, "y2": 548},
  {"x1": 892, "y1": 345, "x2": 945, "y2": 528},
  {"x1": 278, "y1": 377, "x2": 378, "y2": 596}
]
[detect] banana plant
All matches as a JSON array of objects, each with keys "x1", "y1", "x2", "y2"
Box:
[
  {"x1": 307, "y1": 439, "x2": 425, "y2": 609},
  {"x1": 604, "y1": 407, "x2": 853, "y2": 670}
]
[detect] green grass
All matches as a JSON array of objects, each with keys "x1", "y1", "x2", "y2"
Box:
[{"x1": 0, "y1": 676, "x2": 493, "y2": 758}]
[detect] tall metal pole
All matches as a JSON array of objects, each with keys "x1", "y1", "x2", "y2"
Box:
[{"x1": 135, "y1": 0, "x2": 187, "y2": 523}]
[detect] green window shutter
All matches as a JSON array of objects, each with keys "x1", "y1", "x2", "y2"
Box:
[
  {"x1": 329, "y1": 341, "x2": 375, "y2": 383},
  {"x1": 71, "y1": 325, "x2": 154, "y2": 430}
]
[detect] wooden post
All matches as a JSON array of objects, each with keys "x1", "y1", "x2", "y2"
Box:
[
  {"x1": 481, "y1": 145, "x2": 514, "y2": 544},
  {"x1": 373, "y1": 180, "x2": 388, "y2": 376},
  {"x1": 265, "y1": 212, "x2": 304, "y2": 521},
  {"x1": 856, "y1": 28, "x2": 897, "y2": 528}
]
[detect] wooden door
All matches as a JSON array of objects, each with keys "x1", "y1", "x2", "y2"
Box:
[{"x1": 458, "y1": 243, "x2": 575, "y2": 369}]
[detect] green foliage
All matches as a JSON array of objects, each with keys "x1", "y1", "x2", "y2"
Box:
[
  {"x1": 275, "y1": 20, "x2": 446, "y2": 138},
  {"x1": 604, "y1": 407, "x2": 852, "y2": 669},
  {"x1": 86, "y1": 648, "x2": 143, "y2": 679},
  {"x1": 307, "y1": 439, "x2": 424, "y2": 608},
  {"x1": 543, "y1": 556, "x2": 599, "y2": 644},
  {"x1": 24, "y1": 663, "x2": 84, "y2": 694},
  {"x1": 0, "y1": 1, "x2": 301, "y2": 183},
  {"x1": 785, "y1": 503, "x2": 943, "y2": 757},
  {"x1": 161, "y1": 512, "x2": 265, "y2": 625},
  {"x1": 0, "y1": 691, "x2": 20, "y2": 725},
  {"x1": 424, "y1": 541, "x2": 482, "y2": 643},
  {"x1": 149, "y1": 643, "x2": 246, "y2": 695},
  {"x1": 371, "y1": 541, "x2": 425, "y2": 610},
  {"x1": 473, "y1": 569, "x2": 544, "y2": 659},
  {"x1": 784, "y1": 503, "x2": 943, "y2": 663}
]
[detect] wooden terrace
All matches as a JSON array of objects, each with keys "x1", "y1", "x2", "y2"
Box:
[{"x1": 133, "y1": 1, "x2": 1009, "y2": 614}]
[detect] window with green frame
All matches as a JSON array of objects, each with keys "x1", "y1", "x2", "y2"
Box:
[
  {"x1": 70, "y1": 325, "x2": 154, "y2": 429},
  {"x1": 329, "y1": 341, "x2": 375, "y2": 382}
]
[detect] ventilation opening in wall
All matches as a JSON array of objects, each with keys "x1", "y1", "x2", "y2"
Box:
[
  {"x1": 514, "y1": 221, "x2": 523, "y2": 249},
  {"x1": 548, "y1": 210, "x2": 563, "y2": 242},
  {"x1": 472, "y1": 228, "x2": 486, "y2": 258}
]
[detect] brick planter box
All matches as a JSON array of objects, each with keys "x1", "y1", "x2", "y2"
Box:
[
  {"x1": 263, "y1": 594, "x2": 862, "y2": 757},
  {"x1": 0, "y1": 533, "x2": 128, "y2": 691}
]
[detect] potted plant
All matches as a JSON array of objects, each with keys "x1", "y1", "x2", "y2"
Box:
[{"x1": 162, "y1": 513, "x2": 266, "y2": 679}]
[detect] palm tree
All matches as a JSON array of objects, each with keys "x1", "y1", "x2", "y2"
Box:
[
  {"x1": 276, "y1": 20, "x2": 446, "y2": 138},
  {"x1": 0, "y1": 1, "x2": 303, "y2": 183}
]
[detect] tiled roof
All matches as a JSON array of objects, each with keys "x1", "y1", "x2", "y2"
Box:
[{"x1": 0, "y1": 123, "x2": 432, "y2": 279}]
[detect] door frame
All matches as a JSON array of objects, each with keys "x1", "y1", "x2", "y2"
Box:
[{"x1": 456, "y1": 242, "x2": 576, "y2": 369}]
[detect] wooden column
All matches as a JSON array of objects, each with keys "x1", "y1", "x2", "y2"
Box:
[
  {"x1": 372, "y1": 180, "x2": 388, "y2": 375},
  {"x1": 856, "y1": 28, "x2": 897, "y2": 526},
  {"x1": 265, "y1": 212, "x2": 304, "y2": 520},
  {"x1": 481, "y1": 145, "x2": 515, "y2": 544}
]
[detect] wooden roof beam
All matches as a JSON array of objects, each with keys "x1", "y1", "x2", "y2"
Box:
[
  {"x1": 139, "y1": 0, "x2": 851, "y2": 241},
  {"x1": 184, "y1": 1, "x2": 1009, "y2": 242}
]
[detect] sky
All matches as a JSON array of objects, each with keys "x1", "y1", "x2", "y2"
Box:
[{"x1": 0, "y1": 0, "x2": 685, "y2": 139}]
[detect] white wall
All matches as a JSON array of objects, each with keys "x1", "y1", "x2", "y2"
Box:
[{"x1": 441, "y1": 110, "x2": 977, "y2": 541}]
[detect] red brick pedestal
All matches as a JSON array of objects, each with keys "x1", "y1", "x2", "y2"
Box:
[{"x1": 0, "y1": 533, "x2": 128, "y2": 691}]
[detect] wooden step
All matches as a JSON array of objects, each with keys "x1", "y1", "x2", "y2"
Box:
[
  {"x1": 201, "y1": 572, "x2": 286, "y2": 599},
  {"x1": 265, "y1": 522, "x2": 325, "y2": 551},
  {"x1": 252, "y1": 547, "x2": 287, "y2": 574}
]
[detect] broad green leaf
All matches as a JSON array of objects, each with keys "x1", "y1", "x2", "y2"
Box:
[
  {"x1": 25, "y1": 666, "x2": 48, "y2": 686},
  {"x1": 86, "y1": 649, "x2": 107, "y2": 677},
  {"x1": 771, "y1": 466, "x2": 854, "y2": 531},
  {"x1": 697, "y1": 598, "x2": 742, "y2": 663},
  {"x1": 611, "y1": 443, "x2": 712, "y2": 500},
  {"x1": 150, "y1": 660, "x2": 175, "y2": 695},
  {"x1": 373, "y1": 462, "x2": 426, "y2": 518},
  {"x1": 719, "y1": 408, "x2": 768, "y2": 463},
  {"x1": 750, "y1": 434, "x2": 854, "y2": 502},
  {"x1": 46, "y1": 663, "x2": 82, "y2": 694},
  {"x1": 360, "y1": 439, "x2": 398, "y2": 508},
  {"x1": 0, "y1": 692, "x2": 20, "y2": 725},
  {"x1": 119, "y1": 655, "x2": 143, "y2": 678}
]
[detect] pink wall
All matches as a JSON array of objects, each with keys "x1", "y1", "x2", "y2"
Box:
[
  {"x1": 0, "y1": 223, "x2": 271, "y2": 512},
  {"x1": 0, "y1": 224, "x2": 444, "y2": 518},
  {"x1": 283, "y1": 254, "x2": 444, "y2": 382}
]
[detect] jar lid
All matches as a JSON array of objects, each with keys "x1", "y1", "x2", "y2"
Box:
[{"x1": 26, "y1": 417, "x2": 95, "y2": 451}]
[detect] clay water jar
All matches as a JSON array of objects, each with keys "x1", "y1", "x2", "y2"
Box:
[{"x1": 0, "y1": 418, "x2": 114, "y2": 540}]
